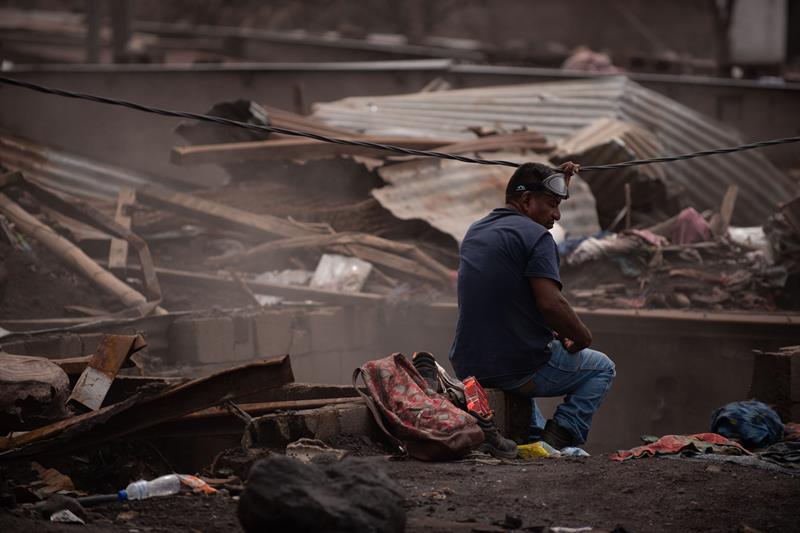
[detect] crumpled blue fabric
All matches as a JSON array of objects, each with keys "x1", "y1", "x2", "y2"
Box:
[{"x1": 710, "y1": 400, "x2": 784, "y2": 449}]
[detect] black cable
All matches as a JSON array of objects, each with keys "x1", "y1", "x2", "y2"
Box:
[{"x1": 1, "y1": 74, "x2": 798, "y2": 172}]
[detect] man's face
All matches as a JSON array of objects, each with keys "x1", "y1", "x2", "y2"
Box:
[{"x1": 521, "y1": 192, "x2": 562, "y2": 229}]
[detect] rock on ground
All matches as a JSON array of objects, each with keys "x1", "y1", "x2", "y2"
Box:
[{"x1": 238, "y1": 455, "x2": 405, "y2": 533}]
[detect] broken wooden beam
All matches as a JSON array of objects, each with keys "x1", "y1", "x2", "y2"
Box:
[
  {"x1": 206, "y1": 231, "x2": 452, "y2": 284},
  {"x1": 0, "y1": 192, "x2": 165, "y2": 314},
  {"x1": 0, "y1": 355, "x2": 294, "y2": 457},
  {"x1": 136, "y1": 184, "x2": 452, "y2": 284},
  {"x1": 429, "y1": 130, "x2": 551, "y2": 155},
  {"x1": 113, "y1": 263, "x2": 385, "y2": 305},
  {"x1": 1, "y1": 172, "x2": 165, "y2": 311},
  {"x1": 66, "y1": 334, "x2": 147, "y2": 411},
  {"x1": 108, "y1": 188, "x2": 136, "y2": 269},
  {"x1": 136, "y1": 183, "x2": 315, "y2": 239},
  {"x1": 0, "y1": 353, "x2": 70, "y2": 430},
  {"x1": 171, "y1": 136, "x2": 459, "y2": 165},
  {"x1": 709, "y1": 185, "x2": 739, "y2": 238}
]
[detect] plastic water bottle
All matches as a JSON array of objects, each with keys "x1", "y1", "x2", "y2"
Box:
[{"x1": 118, "y1": 474, "x2": 181, "y2": 501}]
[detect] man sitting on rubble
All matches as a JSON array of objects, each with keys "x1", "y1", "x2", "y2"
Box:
[{"x1": 448, "y1": 161, "x2": 616, "y2": 453}]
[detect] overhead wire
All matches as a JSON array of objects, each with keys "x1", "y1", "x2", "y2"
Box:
[{"x1": 0, "y1": 74, "x2": 798, "y2": 172}]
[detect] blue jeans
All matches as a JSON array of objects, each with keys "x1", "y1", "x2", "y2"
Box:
[{"x1": 479, "y1": 341, "x2": 615, "y2": 445}]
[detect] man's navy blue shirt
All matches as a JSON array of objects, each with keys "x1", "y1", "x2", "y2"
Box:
[{"x1": 449, "y1": 207, "x2": 562, "y2": 380}]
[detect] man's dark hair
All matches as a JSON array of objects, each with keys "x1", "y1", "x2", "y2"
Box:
[{"x1": 505, "y1": 162, "x2": 556, "y2": 202}]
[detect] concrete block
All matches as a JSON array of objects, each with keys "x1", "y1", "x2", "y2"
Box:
[
  {"x1": 337, "y1": 402, "x2": 378, "y2": 438},
  {"x1": 351, "y1": 306, "x2": 382, "y2": 349},
  {"x1": 486, "y1": 388, "x2": 532, "y2": 443},
  {"x1": 231, "y1": 313, "x2": 255, "y2": 361},
  {"x1": 251, "y1": 402, "x2": 373, "y2": 446},
  {"x1": 289, "y1": 328, "x2": 311, "y2": 356},
  {"x1": 22, "y1": 333, "x2": 83, "y2": 357},
  {"x1": 78, "y1": 333, "x2": 106, "y2": 357},
  {"x1": 308, "y1": 307, "x2": 351, "y2": 353},
  {"x1": 251, "y1": 309, "x2": 294, "y2": 357},
  {"x1": 750, "y1": 349, "x2": 794, "y2": 420},
  {"x1": 169, "y1": 315, "x2": 234, "y2": 365}
]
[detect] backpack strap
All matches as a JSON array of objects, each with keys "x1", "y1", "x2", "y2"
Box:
[{"x1": 352, "y1": 367, "x2": 406, "y2": 456}]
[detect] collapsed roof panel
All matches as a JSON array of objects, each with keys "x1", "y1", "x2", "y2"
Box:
[
  {"x1": 314, "y1": 77, "x2": 792, "y2": 225},
  {"x1": 376, "y1": 153, "x2": 600, "y2": 242},
  {"x1": 0, "y1": 134, "x2": 158, "y2": 200}
]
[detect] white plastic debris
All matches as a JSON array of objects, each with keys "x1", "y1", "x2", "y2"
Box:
[
  {"x1": 560, "y1": 447, "x2": 590, "y2": 457},
  {"x1": 310, "y1": 254, "x2": 372, "y2": 293},
  {"x1": 728, "y1": 226, "x2": 773, "y2": 262},
  {"x1": 254, "y1": 269, "x2": 313, "y2": 286},
  {"x1": 50, "y1": 509, "x2": 85, "y2": 524}
]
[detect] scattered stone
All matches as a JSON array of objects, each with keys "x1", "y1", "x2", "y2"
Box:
[
  {"x1": 494, "y1": 513, "x2": 523, "y2": 529},
  {"x1": 238, "y1": 455, "x2": 405, "y2": 533},
  {"x1": 705, "y1": 465, "x2": 722, "y2": 473},
  {"x1": 286, "y1": 438, "x2": 348, "y2": 464},
  {"x1": 50, "y1": 509, "x2": 85, "y2": 524},
  {"x1": 116, "y1": 510, "x2": 138, "y2": 522},
  {"x1": 39, "y1": 494, "x2": 88, "y2": 523}
]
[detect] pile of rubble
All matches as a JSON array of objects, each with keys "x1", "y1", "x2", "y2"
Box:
[{"x1": 0, "y1": 77, "x2": 797, "y2": 328}]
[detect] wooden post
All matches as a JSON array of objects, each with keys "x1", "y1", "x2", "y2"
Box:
[
  {"x1": 108, "y1": 188, "x2": 136, "y2": 269},
  {"x1": 624, "y1": 182, "x2": 632, "y2": 230},
  {"x1": 0, "y1": 193, "x2": 165, "y2": 315}
]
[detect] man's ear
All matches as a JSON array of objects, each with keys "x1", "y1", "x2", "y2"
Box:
[{"x1": 521, "y1": 191, "x2": 534, "y2": 207}]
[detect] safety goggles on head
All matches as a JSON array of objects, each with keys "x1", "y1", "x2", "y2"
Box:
[{"x1": 514, "y1": 173, "x2": 570, "y2": 200}]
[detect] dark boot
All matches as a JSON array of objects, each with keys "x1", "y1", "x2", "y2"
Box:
[
  {"x1": 474, "y1": 413, "x2": 518, "y2": 460},
  {"x1": 541, "y1": 419, "x2": 575, "y2": 450},
  {"x1": 411, "y1": 352, "x2": 440, "y2": 393}
]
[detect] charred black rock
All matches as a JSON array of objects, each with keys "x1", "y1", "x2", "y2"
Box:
[{"x1": 238, "y1": 454, "x2": 406, "y2": 533}]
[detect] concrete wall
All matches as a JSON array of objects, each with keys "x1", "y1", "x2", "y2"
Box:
[
  {"x1": 157, "y1": 304, "x2": 799, "y2": 453},
  {"x1": 4, "y1": 303, "x2": 796, "y2": 454},
  {"x1": 233, "y1": 303, "x2": 795, "y2": 454}
]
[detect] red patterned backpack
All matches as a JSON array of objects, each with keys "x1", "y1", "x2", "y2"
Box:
[{"x1": 353, "y1": 352, "x2": 484, "y2": 461}]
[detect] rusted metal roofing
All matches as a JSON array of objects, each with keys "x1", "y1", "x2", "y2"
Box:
[
  {"x1": 314, "y1": 77, "x2": 792, "y2": 225},
  {"x1": 0, "y1": 134, "x2": 161, "y2": 200},
  {"x1": 376, "y1": 153, "x2": 600, "y2": 242}
]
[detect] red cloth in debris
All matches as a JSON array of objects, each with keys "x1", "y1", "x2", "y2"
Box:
[
  {"x1": 784, "y1": 423, "x2": 800, "y2": 442},
  {"x1": 671, "y1": 207, "x2": 712, "y2": 245},
  {"x1": 610, "y1": 433, "x2": 751, "y2": 462}
]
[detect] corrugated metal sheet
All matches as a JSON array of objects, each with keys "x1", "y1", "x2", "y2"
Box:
[
  {"x1": 551, "y1": 118, "x2": 679, "y2": 218},
  {"x1": 314, "y1": 77, "x2": 792, "y2": 225},
  {"x1": 0, "y1": 134, "x2": 155, "y2": 200},
  {"x1": 376, "y1": 153, "x2": 600, "y2": 242}
]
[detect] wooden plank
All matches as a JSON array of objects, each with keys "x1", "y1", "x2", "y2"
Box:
[
  {"x1": 207, "y1": 231, "x2": 452, "y2": 283},
  {"x1": 0, "y1": 355, "x2": 294, "y2": 457},
  {"x1": 0, "y1": 192, "x2": 160, "y2": 313},
  {"x1": 709, "y1": 185, "x2": 739, "y2": 238},
  {"x1": 137, "y1": 185, "x2": 451, "y2": 283},
  {"x1": 137, "y1": 184, "x2": 314, "y2": 239},
  {"x1": 114, "y1": 263, "x2": 385, "y2": 306},
  {"x1": 171, "y1": 135, "x2": 459, "y2": 165},
  {"x1": 430, "y1": 130, "x2": 550, "y2": 154},
  {"x1": 66, "y1": 334, "x2": 146, "y2": 411},
  {"x1": 339, "y1": 243, "x2": 441, "y2": 282},
  {"x1": 181, "y1": 396, "x2": 363, "y2": 420},
  {"x1": 108, "y1": 188, "x2": 136, "y2": 269}
]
